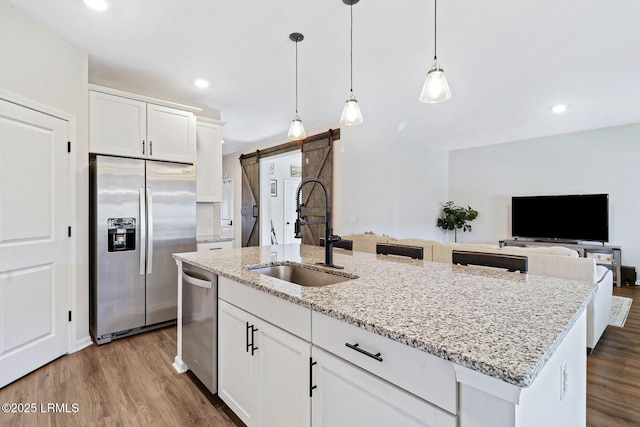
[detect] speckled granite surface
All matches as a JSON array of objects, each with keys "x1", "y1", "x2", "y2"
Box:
[
  {"x1": 174, "y1": 244, "x2": 595, "y2": 388},
  {"x1": 196, "y1": 235, "x2": 234, "y2": 243}
]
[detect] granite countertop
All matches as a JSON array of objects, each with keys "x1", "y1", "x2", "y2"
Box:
[
  {"x1": 174, "y1": 244, "x2": 595, "y2": 388},
  {"x1": 196, "y1": 235, "x2": 234, "y2": 243}
]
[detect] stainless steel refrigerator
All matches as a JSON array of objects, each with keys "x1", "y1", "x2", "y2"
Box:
[{"x1": 90, "y1": 155, "x2": 196, "y2": 344}]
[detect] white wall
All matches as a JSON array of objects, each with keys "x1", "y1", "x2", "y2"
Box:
[
  {"x1": 449, "y1": 123, "x2": 640, "y2": 267},
  {"x1": 223, "y1": 123, "x2": 450, "y2": 245},
  {"x1": 337, "y1": 125, "x2": 449, "y2": 240},
  {"x1": 0, "y1": 0, "x2": 90, "y2": 348}
]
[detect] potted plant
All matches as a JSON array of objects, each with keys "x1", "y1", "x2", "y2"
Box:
[{"x1": 436, "y1": 201, "x2": 478, "y2": 242}]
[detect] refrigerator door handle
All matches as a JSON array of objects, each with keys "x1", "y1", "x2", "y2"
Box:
[
  {"x1": 147, "y1": 187, "x2": 154, "y2": 274},
  {"x1": 139, "y1": 187, "x2": 146, "y2": 276}
]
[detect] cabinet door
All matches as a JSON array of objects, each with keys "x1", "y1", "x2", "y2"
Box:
[
  {"x1": 258, "y1": 321, "x2": 311, "y2": 427},
  {"x1": 218, "y1": 300, "x2": 258, "y2": 427},
  {"x1": 196, "y1": 121, "x2": 223, "y2": 202},
  {"x1": 312, "y1": 348, "x2": 456, "y2": 427},
  {"x1": 147, "y1": 103, "x2": 195, "y2": 163},
  {"x1": 89, "y1": 91, "x2": 146, "y2": 158}
]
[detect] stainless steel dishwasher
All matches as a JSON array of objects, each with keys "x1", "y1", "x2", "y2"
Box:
[{"x1": 182, "y1": 263, "x2": 217, "y2": 394}]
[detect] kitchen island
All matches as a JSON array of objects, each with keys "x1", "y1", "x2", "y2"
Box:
[{"x1": 174, "y1": 244, "x2": 595, "y2": 427}]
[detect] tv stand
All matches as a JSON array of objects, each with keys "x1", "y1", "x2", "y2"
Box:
[{"x1": 500, "y1": 239, "x2": 622, "y2": 286}]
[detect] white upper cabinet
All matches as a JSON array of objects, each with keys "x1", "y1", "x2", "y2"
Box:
[
  {"x1": 147, "y1": 104, "x2": 195, "y2": 163},
  {"x1": 89, "y1": 87, "x2": 198, "y2": 163},
  {"x1": 196, "y1": 118, "x2": 224, "y2": 202},
  {"x1": 89, "y1": 91, "x2": 146, "y2": 158}
]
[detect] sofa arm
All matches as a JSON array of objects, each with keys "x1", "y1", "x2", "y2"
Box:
[
  {"x1": 587, "y1": 268, "x2": 613, "y2": 351},
  {"x1": 595, "y1": 265, "x2": 611, "y2": 283}
]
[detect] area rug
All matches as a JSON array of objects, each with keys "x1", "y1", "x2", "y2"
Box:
[{"x1": 609, "y1": 296, "x2": 632, "y2": 328}]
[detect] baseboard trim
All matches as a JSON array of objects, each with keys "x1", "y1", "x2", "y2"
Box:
[
  {"x1": 173, "y1": 356, "x2": 188, "y2": 374},
  {"x1": 75, "y1": 336, "x2": 93, "y2": 352}
]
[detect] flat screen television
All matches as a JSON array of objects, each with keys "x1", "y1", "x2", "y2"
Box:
[{"x1": 511, "y1": 194, "x2": 609, "y2": 242}]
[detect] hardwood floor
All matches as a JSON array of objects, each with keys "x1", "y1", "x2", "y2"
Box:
[
  {"x1": 1, "y1": 287, "x2": 638, "y2": 426},
  {"x1": 587, "y1": 285, "x2": 640, "y2": 427},
  {"x1": 0, "y1": 328, "x2": 243, "y2": 427}
]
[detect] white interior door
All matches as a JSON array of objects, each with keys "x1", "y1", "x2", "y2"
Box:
[
  {"x1": 0, "y1": 98, "x2": 71, "y2": 387},
  {"x1": 221, "y1": 179, "x2": 234, "y2": 239},
  {"x1": 283, "y1": 180, "x2": 300, "y2": 245}
]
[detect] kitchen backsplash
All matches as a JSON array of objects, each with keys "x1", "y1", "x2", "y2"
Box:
[{"x1": 197, "y1": 202, "x2": 222, "y2": 236}]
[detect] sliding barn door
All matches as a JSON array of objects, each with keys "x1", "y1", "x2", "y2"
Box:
[
  {"x1": 300, "y1": 133, "x2": 334, "y2": 246},
  {"x1": 240, "y1": 155, "x2": 260, "y2": 247}
]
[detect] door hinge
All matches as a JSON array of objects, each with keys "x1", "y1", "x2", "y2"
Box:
[
  {"x1": 68, "y1": 226, "x2": 72, "y2": 237},
  {"x1": 67, "y1": 141, "x2": 71, "y2": 153},
  {"x1": 68, "y1": 311, "x2": 72, "y2": 322}
]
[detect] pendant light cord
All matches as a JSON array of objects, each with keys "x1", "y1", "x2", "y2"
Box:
[
  {"x1": 295, "y1": 38, "x2": 299, "y2": 114},
  {"x1": 350, "y1": 2, "x2": 354, "y2": 95},
  {"x1": 433, "y1": 0, "x2": 438, "y2": 61}
]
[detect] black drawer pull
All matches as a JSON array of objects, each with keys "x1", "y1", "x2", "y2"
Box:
[
  {"x1": 246, "y1": 322, "x2": 251, "y2": 353},
  {"x1": 345, "y1": 342, "x2": 383, "y2": 362}
]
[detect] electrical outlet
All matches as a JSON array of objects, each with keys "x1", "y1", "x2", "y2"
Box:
[{"x1": 560, "y1": 360, "x2": 568, "y2": 400}]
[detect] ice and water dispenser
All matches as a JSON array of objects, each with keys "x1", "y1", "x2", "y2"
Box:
[{"x1": 107, "y1": 218, "x2": 136, "y2": 252}]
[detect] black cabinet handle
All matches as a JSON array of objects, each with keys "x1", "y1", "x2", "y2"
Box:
[
  {"x1": 142, "y1": 140, "x2": 145, "y2": 155},
  {"x1": 246, "y1": 322, "x2": 251, "y2": 353},
  {"x1": 150, "y1": 141, "x2": 153, "y2": 156},
  {"x1": 309, "y1": 357, "x2": 317, "y2": 397},
  {"x1": 251, "y1": 326, "x2": 258, "y2": 356},
  {"x1": 345, "y1": 342, "x2": 383, "y2": 362}
]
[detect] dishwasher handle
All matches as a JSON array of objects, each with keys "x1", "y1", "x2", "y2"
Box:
[{"x1": 182, "y1": 270, "x2": 213, "y2": 289}]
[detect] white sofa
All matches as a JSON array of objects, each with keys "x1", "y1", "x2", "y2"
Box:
[{"x1": 341, "y1": 233, "x2": 613, "y2": 351}]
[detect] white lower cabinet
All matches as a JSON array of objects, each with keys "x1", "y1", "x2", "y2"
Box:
[
  {"x1": 311, "y1": 347, "x2": 456, "y2": 427},
  {"x1": 218, "y1": 299, "x2": 258, "y2": 425},
  {"x1": 218, "y1": 299, "x2": 310, "y2": 427},
  {"x1": 217, "y1": 277, "x2": 455, "y2": 427}
]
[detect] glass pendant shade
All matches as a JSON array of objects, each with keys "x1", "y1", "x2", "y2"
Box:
[
  {"x1": 419, "y1": 63, "x2": 451, "y2": 103},
  {"x1": 340, "y1": 96, "x2": 364, "y2": 125},
  {"x1": 288, "y1": 115, "x2": 307, "y2": 140}
]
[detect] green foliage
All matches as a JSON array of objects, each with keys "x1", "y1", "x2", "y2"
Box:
[{"x1": 436, "y1": 201, "x2": 478, "y2": 233}]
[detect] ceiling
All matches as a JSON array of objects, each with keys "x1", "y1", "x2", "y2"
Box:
[{"x1": 6, "y1": 0, "x2": 640, "y2": 156}]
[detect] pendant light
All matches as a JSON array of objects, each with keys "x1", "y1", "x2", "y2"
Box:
[
  {"x1": 288, "y1": 32, "x2": 307, "y2": 140},
  {"x1": 340, "y1": 0, "x2": 363, "y2": 125},
  {"x1": 419, "y1": 0, "x2": 452, "y2": 103}
]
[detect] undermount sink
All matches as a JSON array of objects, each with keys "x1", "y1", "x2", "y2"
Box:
[{"x1": 247, "y1": 263, "x2": 356, "y2": 287}]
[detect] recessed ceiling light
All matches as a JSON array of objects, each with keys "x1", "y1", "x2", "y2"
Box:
[
  {"x1": 194, "y1": 79, "x2": 210, "y2": 89},
  {"x1": 552, "y1": 104, "x2": 568, "y2": 114},
  {"x1": 221, "y1": 139, "x2": 225, "y2": 144},
  {"x1": 84, "y1": 0, "x2": 109, "y2": 11}
]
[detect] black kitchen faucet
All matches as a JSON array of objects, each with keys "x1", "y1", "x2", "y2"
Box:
[{"x1": 294, "y1": 178, "x2": 343, "y2": 269}]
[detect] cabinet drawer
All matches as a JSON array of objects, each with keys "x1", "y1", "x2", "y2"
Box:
[
  {"x1": 197, "y1": 241, "x2": 233, "y2": 251},
  {"x1": 312, "y1": 311, "x2": 457, "y2": 414},
  {"x1": 219, "y1": 276, "x2": 311, "y2": 341},
  {"x1": 312, "y1": 347, "x2": 456, "y2": 427}
]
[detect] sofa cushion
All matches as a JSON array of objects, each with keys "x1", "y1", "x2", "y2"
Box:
[
  {"x1": 500, "y1": 245, "x2": 579, "y2": 257},
  {"x1": 524, "y1": 253, "x2": 596, "y2": 282}
]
